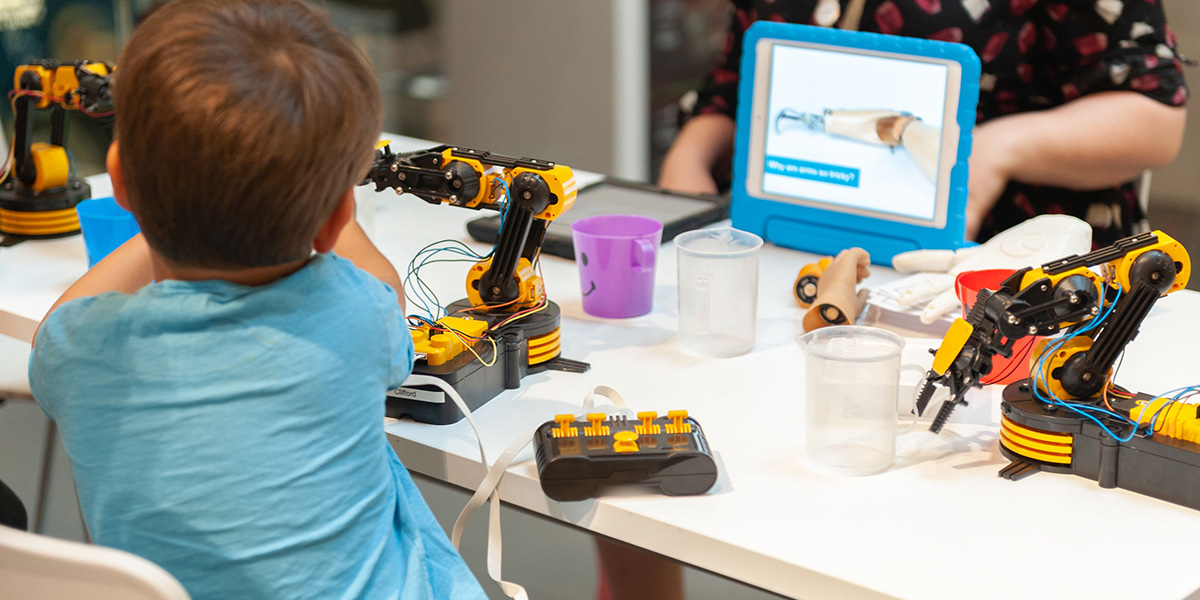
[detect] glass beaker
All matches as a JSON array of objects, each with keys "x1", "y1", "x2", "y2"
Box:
[
  {"x1": 797, "y1": 326, "x2": 923, "y2": 476},
  {"x1": 675, "y1": 227, "x2": 763, "y2": 357}
]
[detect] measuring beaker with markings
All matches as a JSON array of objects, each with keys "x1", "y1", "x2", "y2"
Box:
[
  {"x1": 797, "y1": 326, "x2": 923, "y2": 476},
  {"x1": 675, "y1": 227, "x2": 763, "y2": 358}
]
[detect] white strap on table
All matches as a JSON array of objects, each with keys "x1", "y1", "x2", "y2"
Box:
[{"x1": 433, "y1": 385, "x2": 630, "y2": 599}]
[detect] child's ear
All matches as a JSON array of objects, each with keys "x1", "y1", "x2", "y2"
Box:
[
  {"x1": 313, "y1": 190, "x2": 355, "y2": 253},
  {"x1": 106, "y1": 141, "x2": 132, "y2": 212}
]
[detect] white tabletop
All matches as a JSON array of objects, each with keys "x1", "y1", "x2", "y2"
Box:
[{"x1": 5, "y1": 137, "x2": 1200, "y2": 600}]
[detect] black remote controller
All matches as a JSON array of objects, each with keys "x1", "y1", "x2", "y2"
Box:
[{"x1": 534, "y1": 410, "x2": 718, "y2": 502}]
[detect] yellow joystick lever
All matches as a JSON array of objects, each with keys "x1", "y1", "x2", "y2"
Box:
[
  {"x1": 665, "y1": 410, "x2": 692, "y2": 434},
  {"x1": 552, "y1": 414, "x2": 578, "y2": 438},
  {"x1": 635, "y1": 411, "x2": 661, "y2": 435},
  {"x1": 613, "y1": 431, "x2": 640, "y2": 453},
  {"x1": 584, "y1": 413, "x2": 610, "y2": 437}
]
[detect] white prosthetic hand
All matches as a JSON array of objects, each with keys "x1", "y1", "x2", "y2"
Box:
[{"x1": 890, "y1": 214, "x2": 1093, "y2": 324}]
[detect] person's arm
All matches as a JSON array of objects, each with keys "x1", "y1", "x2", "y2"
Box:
[
  {"x1": 964, "y1": 1, "x2": 1190, "y2": 240},
  {"x1": 966, "y1": 92, "x2": 1186, "y2": 238},
  {"x1": 332, "y1": 219, "x2": 405, "y2": 312},
  {"x1": 36, "y1": 233, "x2": 154, "y2": 340},
  {"x1": 657, "y1": 113, "x2": 737, "y2": 194},
  {"x1": 657, "y1": 0, "x2": 746, "y2": 194}
]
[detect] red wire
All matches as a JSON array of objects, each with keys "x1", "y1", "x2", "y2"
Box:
[{"x1": 9, "y1": 89, "x2": 111, "y2": 117}]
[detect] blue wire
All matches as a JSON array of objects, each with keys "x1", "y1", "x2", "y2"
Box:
[
  {"x1": 407, "y1": 314, "x2": 439, "y2": 329},
  {"x1": 410, "y1": 249, "x2": 454, "y2": 318},
  {"x1": 1031, "y1": 283, "x2": 1140, "y2": 442},
  {"x1": 404, "y1": 240, "x2": 494, "y2": 321},
  {"x1": 405, "y1": 252, "x2": 438, "y2": 319},
  {"x1": 1145, "y1": 385, "x2": 1200, "y2": 434},
  {"x1": 402, "y1": 179, "x2": 511, "y2": 321},
  {"x1": 406, "y1": 248, "x2": 450, "y2": 319}
]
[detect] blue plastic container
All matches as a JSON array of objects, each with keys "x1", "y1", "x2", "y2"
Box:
[{"x1": 75, "y1": 197, "x2": 141, "y2": 267}]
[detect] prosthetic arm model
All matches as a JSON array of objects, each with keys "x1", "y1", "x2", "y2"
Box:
[
  {"x1": 912, "y1": 231, "x2": 1200, "y2": 510},
  {"x1": 774, "y1": 107, "x2": 941, "y2": 181},
  {"x1": 0, "y1": 60, "x2": 113, "y2": 240},
  {"x1": 795, "y1": 247, "x2": 872, "y2": 331},
  {"x1": 362, "y1": 143, "x2": 588, "y2": 424}
]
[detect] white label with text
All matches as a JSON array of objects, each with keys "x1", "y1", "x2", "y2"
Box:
[{"x1": 387, "y1": 386, "x2": 446, "y2": 404}]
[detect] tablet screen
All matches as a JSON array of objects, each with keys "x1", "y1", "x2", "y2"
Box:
[{"x1": 746, "y1": 39, "x2": 962, "y2": 228}]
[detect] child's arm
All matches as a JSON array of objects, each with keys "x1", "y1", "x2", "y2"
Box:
[
  {"x1": 333, "y1": 220, "x2": 405, "y2": 312},
  {"x1": 36, "y1": 234, "x2": 155, "y2": 339}
]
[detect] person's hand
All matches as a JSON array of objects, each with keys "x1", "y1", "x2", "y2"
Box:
[{"x1": 965, "y1": 120, "x2": 1018, "y2": 240}]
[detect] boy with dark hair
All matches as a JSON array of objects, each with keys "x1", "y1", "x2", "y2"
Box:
[{"x1": 28, "y1": 1, "x2": 486, "y2": 598}]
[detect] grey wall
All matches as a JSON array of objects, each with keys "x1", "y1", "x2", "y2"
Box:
[{"x1": 443, "y1": 1, "x2": 620, "y2": 175}]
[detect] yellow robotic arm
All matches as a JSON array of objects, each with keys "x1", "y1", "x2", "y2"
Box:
[
  {"x1": 363, "y1": 143, "x2": 577, "y2": 312},
  {"x1": 360, "y1": 143, "x2": 587, "y2": 424},
  {"x1": 911, "y1": 232, "x2": 1200, "y2": 511},
  {"x1": 915, "y1": 231, "x2": 1190, "y2": 432},
  {"x1": 1, "y1": 59, "x2": 113, "y2": 239}
]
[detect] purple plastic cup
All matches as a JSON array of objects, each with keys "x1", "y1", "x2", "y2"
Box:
[{"x1": 571, "y1": 215, "x2": 663, "y2": 318}]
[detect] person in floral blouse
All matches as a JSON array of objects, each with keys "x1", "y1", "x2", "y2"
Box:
[
  {"x1": 658, "y1": 0, "x2": 1189, "y2": 246},
  {"x1": 603, "y1": 3, "x2": 1189, "y2": 600}
]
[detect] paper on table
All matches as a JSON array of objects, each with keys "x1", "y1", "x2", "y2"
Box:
[{"x1": 860, "y1": 272, "x2": 955, "y2": 338}]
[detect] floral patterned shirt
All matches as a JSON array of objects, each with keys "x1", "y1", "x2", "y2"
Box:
[{"x1": 693, "y1": 0, "x2": 1188, "y2": 245}]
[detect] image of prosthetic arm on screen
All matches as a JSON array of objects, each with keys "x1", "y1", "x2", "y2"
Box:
[{"x1": 774, "y1": 107, "x2": 941, "y2": 182}]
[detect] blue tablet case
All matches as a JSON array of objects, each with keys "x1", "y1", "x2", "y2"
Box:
[{"x1": 732, "y1": 23, "x2": 980, "y2": 265}]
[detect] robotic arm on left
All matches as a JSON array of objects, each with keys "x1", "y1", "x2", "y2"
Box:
[{"x1": 0, "y1": 60, "x2": 113, "y2": 240}]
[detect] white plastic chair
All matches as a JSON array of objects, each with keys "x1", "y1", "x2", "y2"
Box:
[
  {"x1": 0, "y1": 525, "x2": 191, "y2": 600},
  {"x1": 0, "y1": 335, "x2": 52, "y2": 533},
  {"x1": 0, "y1": 334, "x2": 33, "y2": 402}
]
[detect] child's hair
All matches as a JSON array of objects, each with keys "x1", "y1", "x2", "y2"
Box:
[{"x1": 113, "y1": 0, "x2": 382, "y2": 268}]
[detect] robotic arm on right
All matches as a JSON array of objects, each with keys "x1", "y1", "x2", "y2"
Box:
[
  {"x1": 914, "y1": 231, "x2": 1191, "y2": 433},
  {"x1": 904, "y1": 231, "x2": 1200, "y2": 513}
]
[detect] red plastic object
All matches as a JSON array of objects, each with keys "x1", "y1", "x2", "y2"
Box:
[{"x1": 954, "y1": 269, "x2": 1044, "y2": 386}]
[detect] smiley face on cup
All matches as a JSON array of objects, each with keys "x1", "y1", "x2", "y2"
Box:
[{"x1": 570, "y1": 215, "x2": 663, "y2": 319}]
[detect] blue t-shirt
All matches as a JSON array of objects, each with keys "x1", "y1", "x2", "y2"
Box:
[{"x1": 30, "y1": 253, "x2": 485, "y2": 600}]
